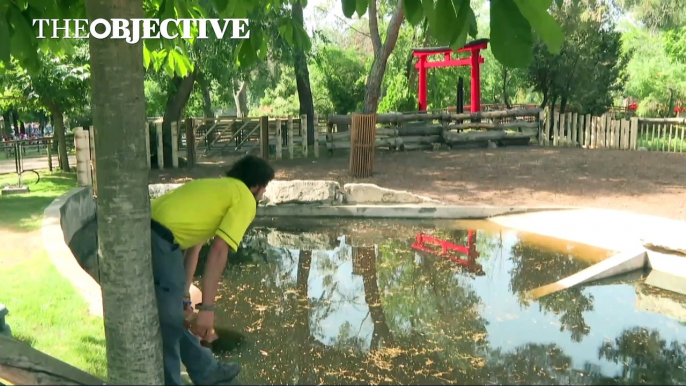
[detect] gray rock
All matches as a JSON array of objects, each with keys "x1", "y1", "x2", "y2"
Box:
[
  {"x1": 266, "y1": 230, "x2": 335, "y2": 250},
  {"x1": 0, "y1": 304, "x2": 11, "y2": 337},
  {"x1": 642, "y1": 234, "x2": 686, "y2": 256},
  {"x1": 148, "y1": 183, "x2": 182, "y2": 199},
  {"x1": 261, "y1": 180, "x2": 343, "y2": 206},
  {"x1": 343, "y1": 183, "x2": 441, "y2": 205}
]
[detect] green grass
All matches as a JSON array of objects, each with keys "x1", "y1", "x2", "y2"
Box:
[
  {"x1": 0, "y1": 171, "x2": 77, "y2": 231},
  {"x1": 0, "y1": 250, "x2": 108, "y2": 380},
  {"x1": 0, "y1": 169, "x2": 108, "y2": 380}
]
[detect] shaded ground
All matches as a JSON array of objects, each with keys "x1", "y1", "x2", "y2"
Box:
[{"x1": 149, "y1": 147, "x2": 686, "y2": 220}]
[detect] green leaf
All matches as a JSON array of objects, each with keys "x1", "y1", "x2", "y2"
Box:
[
  {"x1": 355, "y1": 0, "x2": 368, "y2": 17},
  {"x1": 421, "y1": 0, "x2": 435, "y2": 25},
  {"x1": 342, "y1": 0, "x2": 356, "y2": 18},
  {"x1": 554, "y1": 0, "x2": 563, "y2": 7},
  {"x1": 490, "y1": 0, "x2": 533, "y2": 68},
  {"x1": 449, "y1": 0, "x2": 471, "y2": 50},
  {"x1": 143, "y1": 45, "x2": 151, "y2": 70},
  {"x1": 404, "y1": 0, "x2": 424, "y2": 25},
  {"x1": 467, "y1": 7, "x2": 478, "y2": 38},
  {"x1": 257, "y1": 33, "x2": 268, "y2": 60},
  {"x1": 174, "y1": 0, "x2": 192, "y2": 19},
  {"x1": 161, "y1": 0, "x2": 175, "y2": 20},
  {"x1": 293, "y1": 24, "x2": 311, "y2": 51},
  {"x1": 513, "y1": 0, "x2": 563, "y2": 54},
  {"x1": 0, "y1": 12, "x2": 10, "y2": 63},
  {"x1": 164, "y1": 51, "x2": 175, "y2": 77},
  {"x1": 213, "y1": 0, "x2": 229, "y2": 13},
  {"x1": 433, "y1": 0, "x2": 458, "y2": 45}
]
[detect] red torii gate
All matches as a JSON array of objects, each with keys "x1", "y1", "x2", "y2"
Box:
[{"x1": 413, "y1": 38, "x2": 489, "y2": 113}]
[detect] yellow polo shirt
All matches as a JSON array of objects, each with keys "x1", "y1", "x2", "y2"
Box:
[{"x1": 150, "y1": 177, "x2": 256, "y2": 250}]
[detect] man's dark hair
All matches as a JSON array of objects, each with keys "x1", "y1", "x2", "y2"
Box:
[{"x1": 225, "y1": 155, "x2": 275, "y2": 188}]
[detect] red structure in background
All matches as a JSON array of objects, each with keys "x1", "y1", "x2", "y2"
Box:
[
  {"x1": 412, "y1": 231, "x2": 484, "y2": 275},
  {"x1": 412, "y1": 39, "x2": 489, "y2": 113}
]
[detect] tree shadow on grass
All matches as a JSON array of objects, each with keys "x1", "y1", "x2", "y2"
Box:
[{"x1": 78, "y1": 335, "x2": 108, "y2": 380}]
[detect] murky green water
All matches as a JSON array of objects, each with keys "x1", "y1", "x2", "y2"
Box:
[{"x1": 71, "y1": 218, "x2": 686, "y2": 384}]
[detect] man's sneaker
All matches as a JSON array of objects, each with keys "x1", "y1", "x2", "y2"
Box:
[{"x1": 196, "y1": 362, "x2": 241, "y2": 385}]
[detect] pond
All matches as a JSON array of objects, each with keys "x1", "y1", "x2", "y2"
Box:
[{"x1": 70, "y1": 218, "x2": 686, "y2": 384}]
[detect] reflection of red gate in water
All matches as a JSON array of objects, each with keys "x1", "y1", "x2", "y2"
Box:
[{"x1": 411, "y1": 230, "x2": 484, "y2": 275}]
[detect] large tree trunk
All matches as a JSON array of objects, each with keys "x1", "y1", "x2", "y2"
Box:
[
  {"x1": 292, "y1": 0, "x2": 316, "y2": 146},
  {"x1": 86, "y1": 0, "x2": 165, "y2": 383},
  {"x1": 362, "y1": 0, "x2": 405, "y2": 114},
  {"x1": 162, "y1": 73, "x2": 196, "y2": 167},
  {"x1": 47, "y1": 104, "x2": 70, "y2": 172},
  {"x1": 502, "y1": 68, "x2": 512, "y2": 109},
  {"x1": 196, "y1": 71, "x2": 215, "y2": 119},
  {"x1": 1, "y1": 111, "x2": 9, "y2": 137},
  {"x1": 233, "y1": 80, "x2": 249, "y2": 117}
]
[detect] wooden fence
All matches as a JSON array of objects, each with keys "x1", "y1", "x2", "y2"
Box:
[
  {"x1": 541, "y1": 112, "x2": 686, "y2": 152},
  {"x1": 325, "y1": 108, "x2": 686, "y2": 154}
]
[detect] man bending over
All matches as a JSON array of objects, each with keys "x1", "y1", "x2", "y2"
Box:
[{"x1": 149, "y1": 155, "x2": 274, "y2": 385}]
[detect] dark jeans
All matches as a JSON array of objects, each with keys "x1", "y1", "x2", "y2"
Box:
[{"x1": 151, "y1": 224, "x2": 219, "y2": 385}]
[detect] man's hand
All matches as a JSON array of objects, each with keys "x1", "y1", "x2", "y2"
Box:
[{"x1": 191, "y1": 310, "x2": 216, "y2": 341}]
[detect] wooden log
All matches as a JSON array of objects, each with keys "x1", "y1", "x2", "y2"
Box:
[
  {"x1": 584, "y1": 114, "x2": 591, "y2": 148},
  {"x1": 637, "y1": 117, "x2": 686, "y2": 124},
  {"x1": 171, "y1": 121, "x2": 179, "y2": 168},
  {"x1": 571, "y1": 113, "x2": 578, "y2": 146},
  {"x1": 328, "y1": 113, "x2": 399, "y2": 126},
  {"x1": 0, "y1": 335, "x2": 106, "y2": 385},
  {"x1": 449, "y1": 107, "x2": 541, "y2": 121},
  {"x1": 446, "y1": 121, "x2": 539, "y2": 131},
  {"x1": 443, "y1": 129, "x2": 537, "y2": 144},
  {"x1": 552, "y1": 113, "x2": 559, "y2": 147},
  {"x1": 156, "y1": 120, "x2": 164, "y2": 169},
  {"x1": 328, "y1": 137, "x2": 404, "y2": 150},
  {"x1": 185, "y1": 118, "x2": 195, "y2": 167}
]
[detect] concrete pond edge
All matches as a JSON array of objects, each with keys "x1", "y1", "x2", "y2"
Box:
[{"x1": 40, "y1": 182, "x2": 686, "y2": 318}]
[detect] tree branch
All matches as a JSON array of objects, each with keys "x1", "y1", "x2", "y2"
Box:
[
  {"x1": 382, "y1": 0, "x2": 405, "y2": 59},
  {"x1": 368, "y1": 0, "x2": 382, "y2": 53}
]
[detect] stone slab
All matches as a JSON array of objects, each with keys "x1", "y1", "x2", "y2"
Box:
[
  {"x1": 1, "y1": 186, "x2": 29, "y2": 195},
  {"x1": 261, "y1": 180, "x2": 343, "y2": 206},
  {"x1": 343, "y1": 183, "x2": 441, "y2": 205}
]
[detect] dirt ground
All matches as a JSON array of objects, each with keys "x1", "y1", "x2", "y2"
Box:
[{"x1": 149, "y1": 146, "x2": 686, "y2": 221}]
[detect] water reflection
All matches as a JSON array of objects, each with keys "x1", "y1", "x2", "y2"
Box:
[{"x1": 193, "y1": 220, "x2": 686, "y2": 385}]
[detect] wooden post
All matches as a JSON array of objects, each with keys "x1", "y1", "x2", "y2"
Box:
[
  {"x1": 680, "y1": 124, "x2": 684, "y2": 153},
  {"x1": 301, "y1": 114, "x2": 308, "y2": 157},
  {"x1": 552, "y1": 112, "x2": 559, "y2": 147},
  {"x1": 313, "y1": 113, "x2": 319, "y2": 158},
  {"x1": 88, "y1": 127, "x2": 97, "y2": 195},
  {"x1": 571, "y1": 112, "x2": 578, "y2": 146},
  {"x1": 46, "y1": 139, "x2": 53, "y2": 172},
  {"x1": 287, "y1": 115, "x2": 294, "y2": 159},
  {"x1": 156, "y1": 120, "x2": 164, "y2": 169},
  {"x1": 185, "y1": 118, "x2": 196, "y2": 167},
  {"x1": 171, "y1": 121, "x2": 179, "y2": 168},
  {"x1": 73, "y1": 127, "x2": 91, "y2": 186},
  {"x1": 275, "y1": 119, "x2": 282, "y2": 160},
  {"x1": 144, "y1": 122, "x2": 151, "y2": 169},
  {"x1": 260, "y1": 116, "x2": 270, "y2": 159},
  {"x1": 538, "y1": 110, "x2": 545, "y2": 146},
  {"x1": 584, "y1": 114, "x2": 591, "y2": 148},
  {"x1": 349, "y1": 113, "x2": 376, "y2": 178}
]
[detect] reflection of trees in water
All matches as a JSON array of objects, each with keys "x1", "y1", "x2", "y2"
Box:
[
  {"x1": 509, "y1": 241, "x2": 594, "y2": 342},
  {"x1": 486, "y1": 343, "x2": 578, "y2": 384},
  {"x1": 598, "y1": 327, "x2": 686, "y2": 384}
]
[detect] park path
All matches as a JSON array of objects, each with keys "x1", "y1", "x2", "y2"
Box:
[{"x1": 0, "y1": 155, "x2": 76, "y2": 174}]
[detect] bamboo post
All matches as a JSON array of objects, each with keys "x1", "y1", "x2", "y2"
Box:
[
  {"x1": 349, "y1": 113, "x2": 377, "y2": 178},
  {"x1": 680, "y1": 124, "x2": 684, "y2": 153},
  {"x1": 185, "y1": 118, "x2": 196, "y2": 167},
  {"x1": 73, "y1": 127, "x2": 91, "y2": 186},
  {"x1": 301, "y1": 114, "x2": 308, "y2": 157},
  {"x1": 313, "y1": 113, "x2": 319, "y2": 158},
  {"x1": 171, "y1": 121, "x2": 179, "y2": 168},
  {"x1": 287, "y1": 115, "x2": 294, "y2": 159},
  {"x1": 275, "y1": 118, "x2": 282, "y2": 160},
  {"x1": 260, "y1": 116, "x2": 270, "y2": 159},
  {"x1": 156, "y1": 120, "x2": 164, "y2": 169},
  {"x1": 584, "y1": 115, "x2": 591, "y2": 148},
  {"x1": 88, "y1": 127, "x2": 96, "y2": 194}
]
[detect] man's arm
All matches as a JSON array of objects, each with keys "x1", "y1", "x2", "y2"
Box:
[
  {"x1": 183, "y1": 243, "x2": 203, "y2": 296},
  {"x1": 199, "y1": 237, "x2": 230, "y2": 307}
]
